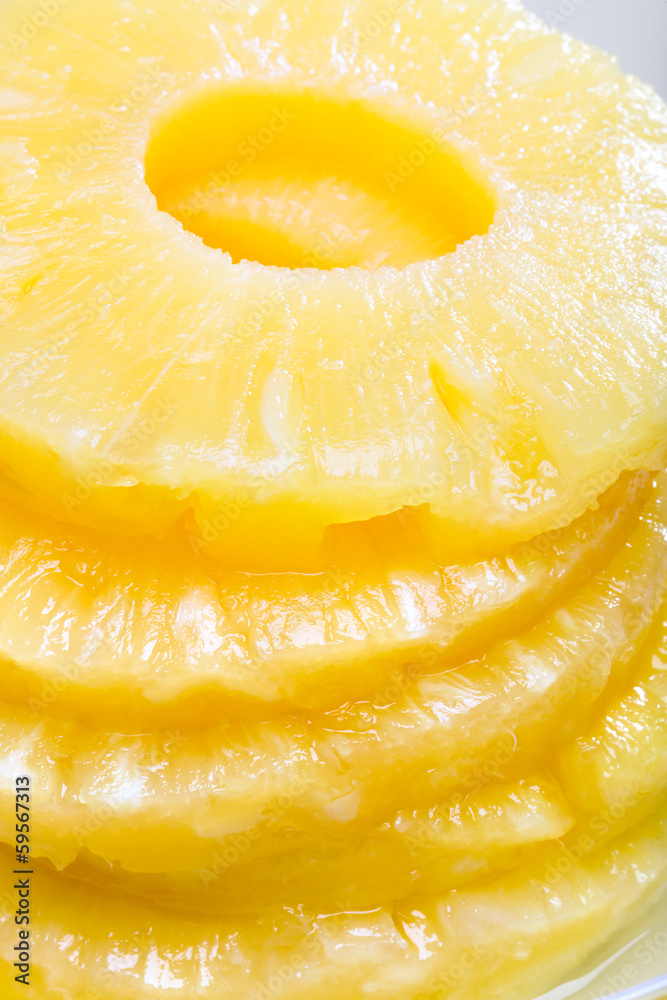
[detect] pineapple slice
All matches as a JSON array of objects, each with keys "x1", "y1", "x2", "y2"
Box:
[
  {"x1": 161, "y1": 172, "x2": 456, "y2": 271},
  {"x1": 0, "y1": 0, "x2": 666, "y2": 568},
  {"x1": 1, "y1": 473, "x2": 664, "y2": 873},
  {"x1": 61, "y1": 773, "x2": 574, "y2": 915},
  {"x1": 0, "y1": 470, "x2": 645, "y2": 723},
  {"x1": 558, "y1": 609, "x2": 667, "y2": 836},
  {"x1": 1, "y1": 810, "x2": 667, "y2": 1000}
]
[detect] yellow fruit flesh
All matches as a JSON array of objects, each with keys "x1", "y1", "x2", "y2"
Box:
[
  {"x1": 0, "y1": 474, "x2": 664, "y2": 1000},
  {"x1": 0, "y1": 0, "x2": 666, "y2": 570},
  {"x1": 0, "y1": 0, "x2": 666, "y2": 996},
  {"x1": 559, "y1": 611, "x2": 667, "y2": 833},
  {"x1": 0, "y1": 471, "x2": 646, "y2": 725},
  {"x1": 1, "y1": 476, "x2": 664, "y2": 876},
  {"x1": 4, "y1": 545, "x2": 667, "y2": 997},
  {"x1": 62, "y1": 773, "x2": 575, "y2": 915},
  {"x1": 2, "y1": 810, "x2": 667, "y2": 1000},
  {"x1": 164, "y1": 172, "x2": 451, "y2": 271}
]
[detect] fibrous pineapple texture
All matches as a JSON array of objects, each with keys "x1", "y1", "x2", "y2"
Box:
[
  {"x1": 0, "y1": 0, "x2": 665, "y2": 569},
  {"x1": 0, "y1": 1, "x2": 666, "y2": 999}
]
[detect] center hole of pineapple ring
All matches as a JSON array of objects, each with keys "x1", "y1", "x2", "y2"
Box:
[{"x1": 145, "y1": 90, "x2": 495, "y2": 271}]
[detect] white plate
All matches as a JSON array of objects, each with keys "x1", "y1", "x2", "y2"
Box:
[{"x1": 534, "y1": 891, "x2": 667, "y2": 1000}]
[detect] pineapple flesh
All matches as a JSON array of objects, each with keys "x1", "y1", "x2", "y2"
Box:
[
  {"x1": 0, "y1": 477, "x2": 665, "y2": 877},
  {"x1": 0, "y1": 470, "x2": 646, "y2": 723},
  {"x1": 0, "y1": 0, "x2": 665, "y2": 569},
  {"x1": 0, "y1": 1, "x2": 665, "y2": 999}
]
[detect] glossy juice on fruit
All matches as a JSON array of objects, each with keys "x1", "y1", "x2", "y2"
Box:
[{"x1": 0, "y1": 1, "x2": 666, "y2": 998}]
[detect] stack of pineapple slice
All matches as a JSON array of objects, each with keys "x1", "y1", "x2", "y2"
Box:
[{"x1": 1, "y1": 0, "x2": 667, "y2": 998}]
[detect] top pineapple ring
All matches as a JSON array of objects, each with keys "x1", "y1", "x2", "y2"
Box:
[{"x1": 0, "y1": 0, "x2": 666, "y2": 570}]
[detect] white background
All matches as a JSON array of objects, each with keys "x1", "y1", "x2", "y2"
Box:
[{"x1": 523, "y1": 0, "x2": 667, "y2": 99}]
